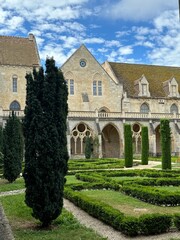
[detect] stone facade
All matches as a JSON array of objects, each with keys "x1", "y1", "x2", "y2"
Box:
[
  {"x1": 1, "y1": 35, "x2": 180, "y2": 159},
  {"x1": 0, "y1": 34, "x2": 40, "y2": 126},
  {"x1": 61, "y1": 45, "x2": 180, "y2": 159}
]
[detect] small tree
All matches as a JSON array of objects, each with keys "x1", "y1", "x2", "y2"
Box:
[
  {"x1": 141, "y1": 126, "x2": 149, "y2": 165},
  {"x1": 3, "y1": 112, "x2": 23, "y2": 182},
  {"x1": 160, "y1": 119, "x2": 171, "y2": 170},
  {"x1": 124, "y1": 124, "x2": 133, "y2": 167},
  {"x1": 85, "y1": 136, "x2": 92, "y2": 159}
]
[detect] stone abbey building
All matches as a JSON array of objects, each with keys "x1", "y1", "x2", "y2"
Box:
[{"x1": 1, "y1": 35, "x2": 180, "y2": 158}]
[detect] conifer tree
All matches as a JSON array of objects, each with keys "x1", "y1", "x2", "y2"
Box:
[
  {"x1": 124, "y1": 124, "x2": 133, "y2": 167},
  {"x1": 23, "y1": 58, "x2": 68, "y2": 227},
  {"x1": 160, "y1": 119, "x2": 171, "y2": 170},
  {"x1": 85, "y1": 135, "x2": 92, "y2": 159},
  {"x1": 3, "y1": 112, "x2": 23, "y2": 182},
  {"x1": 141, "y1": 126, "x2": 149, "y2": 165}
]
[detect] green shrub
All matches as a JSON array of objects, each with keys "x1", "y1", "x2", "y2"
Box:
[
  {"x1": 141, "y1": 126, "x2": 149, "y2": 165},
  {"x1": 85, "y1": 136, "x2": 92, "y2": 159},
  {"x1": 139, "y1": 214, "x2": 172, "y2": 235},
  {"x1": 120, "y1": 216, "x2": 139, "y2": 237},
  {"x1": 174, "y1": 214, "x2": 180, "y2": 231},
  {"x1": 160, "y1": 119, "x2": 171, "y2": 170},
  {"x1": 124, "y1": 124, "x2": 133, "y2": 168}
]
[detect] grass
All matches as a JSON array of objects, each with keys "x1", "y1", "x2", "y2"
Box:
[
  {"x1": 80, "y1": 189, "x2": 180, "y2": 217},
  {"x1": 0, "y1": 194, "x2": 107, "y2": 240},
  {"x1": 0, "y1": 177, "x2": 25, "y2": 192}
]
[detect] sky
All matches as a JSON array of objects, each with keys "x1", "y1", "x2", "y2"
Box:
[{"x1": 0, "y1": 0, "x2": 180, "y2": 67}]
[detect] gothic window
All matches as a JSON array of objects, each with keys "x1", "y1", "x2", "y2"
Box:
[
  {"x1": 70, "y1": 79, "x2": 74, "y2": 95},
  {"x1": 170, "y1": 103, "x2": 178, "y2": 113},
  {"x1": 140, "y1": 103, "x2": 149, "y2": 113},
  {"x1": 98, "y1": 81, "x2": 102, "y2": 96},
  {"x1": 12, "y1": 75, "x2": 17, "y2": 92},
  {"x1": 10, "y1": 101, "x2": 21, "y2": 111},
  {"x1": 93, "y1": 81, "x2": 97, "y2": 95},
  {"x1": 93, "y1": 80, "x2": 102, "y2": 96}
]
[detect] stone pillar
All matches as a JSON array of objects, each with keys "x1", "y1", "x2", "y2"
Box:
[
  {"x1": 98, "y1": 134, "x2": 102, "y2": 158},
  {"x1": 67, "y1": 135, "x2": 71, "y2": 158}
]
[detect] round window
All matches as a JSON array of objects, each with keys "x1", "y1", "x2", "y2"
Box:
[{"x1": 80, "y1": 60, "x2": 86, "y2": 67}]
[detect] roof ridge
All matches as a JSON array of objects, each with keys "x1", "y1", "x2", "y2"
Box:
[{"x1": 0, "y1": 35, "x2": 28, "y2": 39}]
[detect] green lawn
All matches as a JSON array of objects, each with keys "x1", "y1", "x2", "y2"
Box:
[
  {"x1": 0, "y1": 194, "x2": 106, "y2": 240},
  {"x1": 0, "y1": 177, "x2": 25, "y2": 192},
  {"x1": 80, "y1": 189, "x2": 180, "y2": 217}
]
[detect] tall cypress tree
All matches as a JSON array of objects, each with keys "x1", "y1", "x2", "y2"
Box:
[
  {"x1": 85, "y1": 136, "x2": 92, "y2": 159},
  {"x1": 124, "y1": 124, "x2": 133, "y2": 167},
  {"x1": 0, "y1": 126, "x2": 3, "y2": 165},
  {"x1": 160, "y1": 119, "x2": 171, "y2": 170},
  {"x1": 3, "y1": 112, "x2": 23, "y2": 182},
  {"x1": 23, "y1": 58, "x2": 68, "y2": 227},
  {"x1": 141, "y1": 126, "x2": 149, "y2": 165}
]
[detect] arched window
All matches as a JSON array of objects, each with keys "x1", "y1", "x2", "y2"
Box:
[
  {"x1": 170, "y1": 104, "x2": 178, "y2": 113},
  {"x1": 10, "y1": 101, "x2": 21, "y2": 111},
  {"x1": 140, "y1": 103, "x2": 149, "y2": 113}
]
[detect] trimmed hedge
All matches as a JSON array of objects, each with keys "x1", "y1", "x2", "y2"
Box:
[
  {"x1": 64, "y1": 186, "x2": 174, "y2": 236},
  {"x1": 139, "y1": 214, "x2": 172, "y2": 235},
  {"x1": 174, "y1": 214, "x2": 180, "y2": 231},
  {"x1": 122, "y1": 184, "x2": 180, "y2": 206}
]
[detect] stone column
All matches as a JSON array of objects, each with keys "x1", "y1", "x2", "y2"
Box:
[{"x1": 98, "y1": 134, "x2": 102, "y2": 158}]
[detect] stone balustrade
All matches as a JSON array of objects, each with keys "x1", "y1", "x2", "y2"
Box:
[{"x1": 2, "y1": 110, "x2": 180, "y2": 120}]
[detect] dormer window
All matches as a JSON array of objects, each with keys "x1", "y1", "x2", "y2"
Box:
[
  {"x1": 163, "y1": 77, "x2": 179, "y2": 98},
  {"x1": 134, "y1": 74, "x2": 150, "y2": 97}
]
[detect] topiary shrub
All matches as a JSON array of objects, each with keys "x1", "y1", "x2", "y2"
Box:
[
  {"x1": 160, "y1": 119, "x2": 171, "y2": 170},
  {"x1": 141, "y1": 126, "x2": 149, "y2": 165},
  {"x1": 174, "y1": 213, "x2": 180, "y2": 231},
  {"x1": 139, "y1": 213, "x2": 172, "y2": 235},
  {"x1": 85, "y1": 136, "x2": 92, "y2": 159},
  {"x1": 124, "y1": 124, "x2": 133, "y2": 168}
]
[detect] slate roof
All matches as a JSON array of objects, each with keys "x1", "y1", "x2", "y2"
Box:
[
  {"x1": 0, "y1": 34, "x2": 40, "y2": 67},
  {"x1": 108, "y1": 62, "x2": 180, "y2": 97}
]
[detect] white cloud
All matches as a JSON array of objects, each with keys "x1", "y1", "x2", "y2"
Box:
[
  {"x1": 101, "y1": 0, "x2": 177, "y2": 21},
  {"x1": 118, "y1": 46, "x2": 133, "y2": 55}
]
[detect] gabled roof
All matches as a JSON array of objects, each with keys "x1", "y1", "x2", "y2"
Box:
[
  {"x1": 108, "y1": 62, "x2": 180, "y2": 97},
  {"x1": 0, "y1": 34, "x2": 40, "y2": 67}
]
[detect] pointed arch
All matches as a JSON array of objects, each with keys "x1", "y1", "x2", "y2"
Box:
[
  {"x1": 9, "y1": 100, "x2": 21, "y2": 111},
  {"x1": 170, "y1": 103, "x2": 178, "y2": 114},
  {"x1": 140, "y1": 102, "x2": 149, "y2": 113}
]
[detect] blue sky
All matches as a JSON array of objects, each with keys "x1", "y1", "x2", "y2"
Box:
[{"x1": 0, "y1": 0, "x2": 179, "y2": 67}]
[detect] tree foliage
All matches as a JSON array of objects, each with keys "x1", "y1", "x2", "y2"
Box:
[
  {"x1": 3, "y1": 111, "x2": 23, "y2": 182},
  {"x1": 124, "y1": 124, "x2": 133, "y2": 168},
  {"x1": 141, "y1": 126, "x2": 149, "y2": 165},
  {"x1": 160, "y1": 119, "x2": 171, "y2": 170},
  {"x1": 23, "y1": 58, "x2": 68, "y2": 227},
  {"x1": 85, "y1": 136, "x2": 92, "y2": 159}
]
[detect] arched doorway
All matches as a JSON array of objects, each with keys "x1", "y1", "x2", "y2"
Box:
[
  {"x1": 102, "y1": 124, "x2": 120, "y2": 158},
  {"x1": 155, "y1": 125, "x2": 161, "y2": 156}
]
